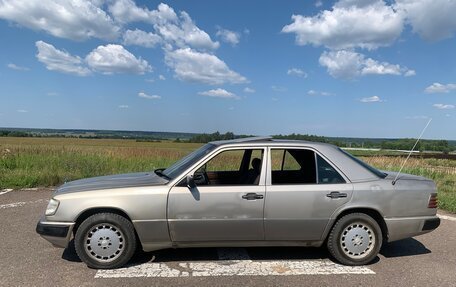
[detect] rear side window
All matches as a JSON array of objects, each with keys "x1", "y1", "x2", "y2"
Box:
[
  {"x1": 317, "y1": 154, "x2": 345, "y2": 184},
  {"x1": 271, "y1": 149, "x2": 316, "y2": 184}
]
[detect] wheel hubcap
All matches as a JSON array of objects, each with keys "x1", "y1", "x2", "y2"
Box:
[
  {"x1": 84, "y1": 224, "x2": 124, "y2": 263},
  {"x1": 340, "y1": 222, "x2": 375, "y2": 259}
]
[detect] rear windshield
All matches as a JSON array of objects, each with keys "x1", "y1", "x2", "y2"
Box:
[{"x1": 339, "y1": 148, "x2": 387, "y2": 179}]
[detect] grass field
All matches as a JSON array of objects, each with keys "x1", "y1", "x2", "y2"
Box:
[{"x1": 1, "y1": 137, "x2": 455, "y2": 212}]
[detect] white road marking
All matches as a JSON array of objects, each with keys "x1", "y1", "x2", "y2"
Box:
[
  {"x1": 95, "y1": 259, "x2": 375, "y2": 278},
  {"x1": 438, "y1": 214, "x2": 456, "y2": 222},
  {"x1": 0, "y1": 189, "x2": 13, "y2": 195},
  {"x1": 0, "y1": 199, "x2": 46, "y2": 210},
  {"x1": 96, "y1": 248, "x2": 374, "y2": 278}
]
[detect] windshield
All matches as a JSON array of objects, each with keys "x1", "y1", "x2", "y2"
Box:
[
  {"x1": 339, "y1": 148, "x2": 387, "y2": 179},
  {"x1": 162, "y1": 143, "x2": 216, "y2": 179}
]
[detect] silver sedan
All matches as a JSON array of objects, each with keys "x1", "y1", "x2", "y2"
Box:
[{"x1": 37, "y1": 137, "x2": 440, "y2": 269}]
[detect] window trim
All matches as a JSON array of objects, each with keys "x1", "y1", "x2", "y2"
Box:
[{"x1": 267, "y1": 146, "x2": 350, "y2": 186}]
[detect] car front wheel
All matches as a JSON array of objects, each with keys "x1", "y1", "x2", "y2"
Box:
[
  {"x1": 327, "y1": 213, "x2": 382, "y2": 266},
  {"x1": 74, "y1": 213, "x2": 137, "y2": 269}
]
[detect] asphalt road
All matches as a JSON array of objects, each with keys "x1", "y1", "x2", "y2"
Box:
[{"x1": 1, "y1": 189, "x2": 456, "y2": 287}]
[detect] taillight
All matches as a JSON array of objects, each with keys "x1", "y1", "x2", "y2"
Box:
[{"x1": 428, "y1": 193, "x2": 438, "y2": 208}]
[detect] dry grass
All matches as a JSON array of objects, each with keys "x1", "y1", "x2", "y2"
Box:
[{"x1": 362, "y1": 156, "x2": 456, "y2": 212}]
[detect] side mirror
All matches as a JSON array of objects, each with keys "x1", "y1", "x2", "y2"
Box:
[{"x1": 186, "y1": 174, "x2": 196, "y2": 189}]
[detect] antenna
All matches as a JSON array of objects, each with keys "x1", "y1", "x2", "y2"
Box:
[{"x1": 392, "y1": 118, "x2": 432, "y2": 185}]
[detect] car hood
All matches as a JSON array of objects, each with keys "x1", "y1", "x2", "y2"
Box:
[{"x1": 54, "y1": 172, "x2": 169, "y2": 195}]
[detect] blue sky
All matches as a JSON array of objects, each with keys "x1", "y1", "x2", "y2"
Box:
[{"x1": 0, "y1": 0, "x2": 455, "y2": 139}]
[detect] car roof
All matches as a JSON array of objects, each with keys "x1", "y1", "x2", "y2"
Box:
[{"x1": 209, "y1": 136, "x2": 336, "y2": 148}]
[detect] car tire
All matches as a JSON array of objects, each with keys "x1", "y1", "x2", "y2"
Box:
[
  {"x1": 74, "y1": 213, "x2": 137, "y2": 269},
  {"x1": 327, "y1": 213, "x2": 382, "y2": 266}
]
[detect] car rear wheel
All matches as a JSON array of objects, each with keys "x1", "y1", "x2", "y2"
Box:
[
  {"x1": 327, "y1": 213, "x2": 382, "y2": 266},
  {"x1": 75, "y1": 213, "x2": 136, "y2": 269}
]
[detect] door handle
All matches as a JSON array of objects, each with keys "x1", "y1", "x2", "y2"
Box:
[
  {"x1": 242, "y1": 193, "x2": 264, "y2": 200},
  {"x1": 326, "y1": 191, "x2": 347, "y2": 199}
]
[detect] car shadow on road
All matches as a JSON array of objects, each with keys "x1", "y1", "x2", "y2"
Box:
[
  {"x1": 61, "y1": 242, "x2": 384, "y2": 267},
  {"x1": 61, "y1": 239, "x2": 81, "y2": 262},
  {"x1": 380, "y1": 238, "x2": 430, "y2": 258},
  {"x1": 115, "y1": 246, "x2": 380, "y2": 267}
]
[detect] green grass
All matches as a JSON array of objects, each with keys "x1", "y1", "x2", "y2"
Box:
[
  {"x1": 0, "y1": 137, "x2": 201, "y2": 188},
  {"x1": 1, "y1": 137, "x2": 455, "y2": 213}
]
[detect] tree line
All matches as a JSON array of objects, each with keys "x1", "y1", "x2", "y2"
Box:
[
  {"x1": 185, "y1": 132, "x2": 454, "y2": 153},
  {"x1": 1, "y1": 129, "x2": 454, "y2": 153}
]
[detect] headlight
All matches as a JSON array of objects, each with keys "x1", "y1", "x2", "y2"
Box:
[{"x1": 45, "y1": 198, "x2": 60, "y2": 216}]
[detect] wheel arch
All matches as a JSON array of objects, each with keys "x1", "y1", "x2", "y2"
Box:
[
  {"x1": 73, "y1": 207, "x2": 133, "y2": 235},
  {"x1": 325, "y1": 207, "x2": 388, "y2": 242}
]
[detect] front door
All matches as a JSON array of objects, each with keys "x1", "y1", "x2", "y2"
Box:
[
  {"x1": 264, "y1": 148, "x2": 354, "y2": 241},
  {"x1": 168, "y1": 148, "x2": 266, "y2": 242}
]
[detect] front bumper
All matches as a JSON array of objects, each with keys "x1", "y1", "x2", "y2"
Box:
[
  {"x1": 385, "y1": 215, "x2": 440, "y2": 242},
  {"x1": 36, "y1": 217, "x2": 75, "y2": 248}
]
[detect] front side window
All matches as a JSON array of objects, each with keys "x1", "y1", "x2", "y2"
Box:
[
  {"x1": 163, "y1": 143, "x2": 216, "y2": 179},
  {"x1": 194, "y1": 149, "x2": 264, "y2": 186}
]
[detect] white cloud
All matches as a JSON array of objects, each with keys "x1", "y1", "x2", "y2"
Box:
[
  {"x1": 0, "y1": 0, "x2": 120, "y2": 41},
  {"x1": 396, "y1": 0, "x2": 456, "y2": 41},
  {"x1": 424, "y1": 82, "x2": 456, "y2": 94},
  {"x1": 404, "y1": 69, "x2": 416, "y2": 77},
  {"x1": 138, "y1": 92, "x2": 161, "y2": 100},
  {"x1": 122, "y1": 29, "x2": 161, "y2": 48},
  {"x1": 243, "y1": 87, "x2": 255, "y2": 93},
  {"x1": 36, "y1": 41, "x2": 152, "y2": 76},
  {"x1": 287, "y1": 68, "x2": 307, "y2": 78},
  {"x1": 271, "y1": 85, "x2": 287, "y2": 92},
  {"x1": 86, "y1": 44, "x2": 151, "y2": 75},
  {"x1": 164, "y1": 48, "x2": 248, "y2": 85},
  {"x1": 7, "y1": 63, "x2": 29, "y2": 71},
  {"x1": 198, "y1": 88, "x2": 239, "y2": 99},
  {"x1": 433, "y1": 104, "x2": 455, "y2": 110},
  {"x1": 360, "y1": 96, "x2": 383, "y2": 103},
  {"x1": 108, "y1": 1, "x2": 177, "y2": 24},
  {"x1": 319, "y1": 50, "x2": 413, "y2": 79},
  {"x1": 315, "y1": 0, "x2": 323, "y2": 7},
  {"x1": 156, "y1": 10, "x2": 219, "y2": 51},
  {"x1": 282, "y1": 0, "x2": 404, "y2": 50},
  {"x1": 405, "y1": 115, "x2": 429, "y2": 120},
  {"x1": 35, "y1": 41, "x2": 91, "y2": 76},
  {"x1": 158, "y1": 74, "x2": 166, "y2": 80},
  {"x1": 17, "y1": 109, "x2": 28, "y2": 113},
  {"x1": 118, "y1": 105, "x2": 129, "y2": 109},
  {"x1": 216, "y1": 28, "x2": 241, "y2": 46},
  {"x1": 307, "y1": 90, "x2": 334, "y2": 96},
  {"x1": 110, "y1": 1, "x2": 219, "y2": 51}
]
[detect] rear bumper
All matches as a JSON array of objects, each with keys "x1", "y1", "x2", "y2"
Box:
[
  {"x1": 385, "y1": 215, "x2": 440, "y2": 242},
  {"x1": 36, "y1": 217, "x2": 75, "y2": 248}
]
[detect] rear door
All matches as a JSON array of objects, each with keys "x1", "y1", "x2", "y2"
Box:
[{"x1": 264, "y1": 147, "x2": 353, "y2": 241}]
